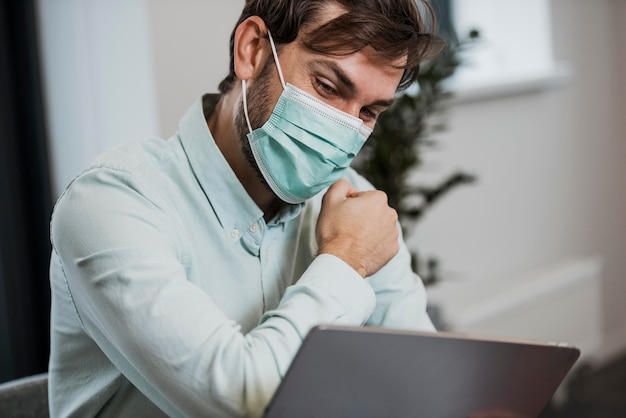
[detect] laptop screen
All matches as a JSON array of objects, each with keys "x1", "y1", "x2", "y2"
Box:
[{"x1": 263, "y1": 325, "x2": 580, "y2": 418}]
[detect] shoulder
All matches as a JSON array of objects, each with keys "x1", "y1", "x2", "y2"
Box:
[
  {"x1": 58, "y1": 136, "x2": 183, "y2": 202},
  {"x1": 51, "y1": 137, "x2": 184, "y2": 242},
  {"x1": 87, "y1": 136, "x2": 183, "y2": 177}
]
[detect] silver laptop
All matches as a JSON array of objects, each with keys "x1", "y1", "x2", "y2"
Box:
[{"x1": 263, "y1": 325, "x2": 580, "y2": 418}]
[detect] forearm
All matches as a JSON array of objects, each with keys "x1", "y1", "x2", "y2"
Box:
[{"x1": 55, "y1": 239, "x2": 374, "y2": 417}]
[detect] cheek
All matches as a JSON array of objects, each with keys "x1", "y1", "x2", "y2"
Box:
[
  {"x1": 234, "y1": 101, "x2": 248, "y2": 137},
  {"x1": 246, "y1": 81, "x2": 275, "y2": 128}
]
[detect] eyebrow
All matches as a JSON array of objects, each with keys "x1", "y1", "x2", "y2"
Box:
[{"x1": 314, "y1": 60, "x2": 396, "y2": 108}]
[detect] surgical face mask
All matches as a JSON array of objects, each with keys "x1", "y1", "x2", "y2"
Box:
[{"x1": 242, "y1": 32, "x2": 373, "y2": 204}]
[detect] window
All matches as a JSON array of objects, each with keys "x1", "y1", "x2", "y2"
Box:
[{"x1": 440, "y1": 0, "x2": 571, "y2": 101}]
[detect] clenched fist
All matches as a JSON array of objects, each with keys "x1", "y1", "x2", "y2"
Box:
[{"x1": 316, "y1": 179, "x2": 399, "y2": 278}]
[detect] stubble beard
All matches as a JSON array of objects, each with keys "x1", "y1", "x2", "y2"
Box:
[{"x1": 234, "y1": 57, "x2": 276, "y2": 195}]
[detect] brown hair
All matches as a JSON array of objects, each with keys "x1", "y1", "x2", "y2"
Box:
[{"x1": 218, "y1": 0, "x2": 445, "y2": 94}]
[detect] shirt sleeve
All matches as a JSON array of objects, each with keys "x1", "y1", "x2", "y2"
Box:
[
  {"x1": 50, "y1": 166, "x2": 376, "y2": 418},
  {"x1": 341, "y1": 168, "x2": 436, "y2": 332},
  {"x1": 364, "y1": 230, "x2": 436, "y2": 332}
]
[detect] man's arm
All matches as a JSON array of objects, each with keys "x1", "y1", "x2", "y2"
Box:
[{"x1": 50, "y1": 167, "x2": 377, "y2": 418}]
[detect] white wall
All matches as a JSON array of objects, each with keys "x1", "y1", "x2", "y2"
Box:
[
  {"x1": 37, "y1": 0, "x2": 160, "y2": 197},
  {"x1": 413, "y1": 0, "x2": 626, "y2": 360},
  {"x1": 147, "y1": 0, "x2": 244, "y2": 137}
]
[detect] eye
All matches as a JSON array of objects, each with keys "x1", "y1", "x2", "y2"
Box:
[
  {"x1": 315, "y1": 78, "x2": 337, "y2": 96},
  {"x1": 360, "y1": 107, "x2": 378, "y2": 121}
]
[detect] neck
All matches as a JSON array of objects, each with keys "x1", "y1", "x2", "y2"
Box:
[{"x1": 207, "y1": 88, "x2": 284, "y2": 221}]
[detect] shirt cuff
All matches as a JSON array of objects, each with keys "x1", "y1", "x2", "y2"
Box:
[{"x1": 297, "y1": 253, "x2": 376, "y2": 324}]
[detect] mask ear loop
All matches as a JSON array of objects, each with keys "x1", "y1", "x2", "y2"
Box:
[
  {"x1": 242, "y1": 30, "x2": 285, "y2": 135},
  {"x1": 267, "y1": 31, "x2": 286, "y2": 89},
  {"x1": 242, "y1": 79, "x2": 254, "y2": 135}
]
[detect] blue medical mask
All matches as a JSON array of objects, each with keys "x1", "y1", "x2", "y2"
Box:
[{"x1": 242, "y1": 32, "x2": 372, "y2": 204}]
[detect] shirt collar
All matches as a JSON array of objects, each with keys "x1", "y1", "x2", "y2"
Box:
[{"x1": 177, "y1": 95, "x2": 301, "y2": 236}]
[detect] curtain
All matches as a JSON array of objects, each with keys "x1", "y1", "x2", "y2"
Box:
[{"x1": 0, "y1": 0, "x2": 53, "y2": 383}]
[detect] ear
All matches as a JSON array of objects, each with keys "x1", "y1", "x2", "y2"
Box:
[{"x1": 234, "y1": 16, "x2": 271, "y2": 82}]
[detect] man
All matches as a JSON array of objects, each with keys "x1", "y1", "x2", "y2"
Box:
[{"x1": 48, "y1": 0, "x2": 444, "y2": 416}]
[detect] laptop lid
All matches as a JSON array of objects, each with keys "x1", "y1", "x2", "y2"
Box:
[{"x1": 263, "y1": 325, "x2": 580, "y2": 418}]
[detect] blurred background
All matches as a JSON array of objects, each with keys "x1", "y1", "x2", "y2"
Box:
[{"x1": 1, "y1": 0, "x2": 625, "y2": 413}]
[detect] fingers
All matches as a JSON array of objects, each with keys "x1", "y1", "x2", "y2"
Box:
[
  {"x1": 323, "y1": 180, "x2": 359, "y2": 204},
  {"x1": 316, "y1": 181, "x2": 400, "y2": 277}
]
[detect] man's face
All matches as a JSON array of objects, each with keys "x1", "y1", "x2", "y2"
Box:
[
  {"x1": 235, "y1": 5, "x2": 406, "y2": 186},
  {"x1": 241, "y1": 2, "x2": 406, "y2": 128},
  {"x1": 272, "y1": 45, "x2": 404, "y2": 131}
]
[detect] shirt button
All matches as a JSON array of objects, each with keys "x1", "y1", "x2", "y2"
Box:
[
  {"x1": 231, "y1": 229, "x2": 240, "y2": 238},
  {"x1": 249, "y1": 223, "x2": 260, "y2": 233}
]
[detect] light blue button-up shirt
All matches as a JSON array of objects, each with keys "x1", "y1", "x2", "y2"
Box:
[{"x1": 48, "y1": 95, "x2": 434, "y2": 418}]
